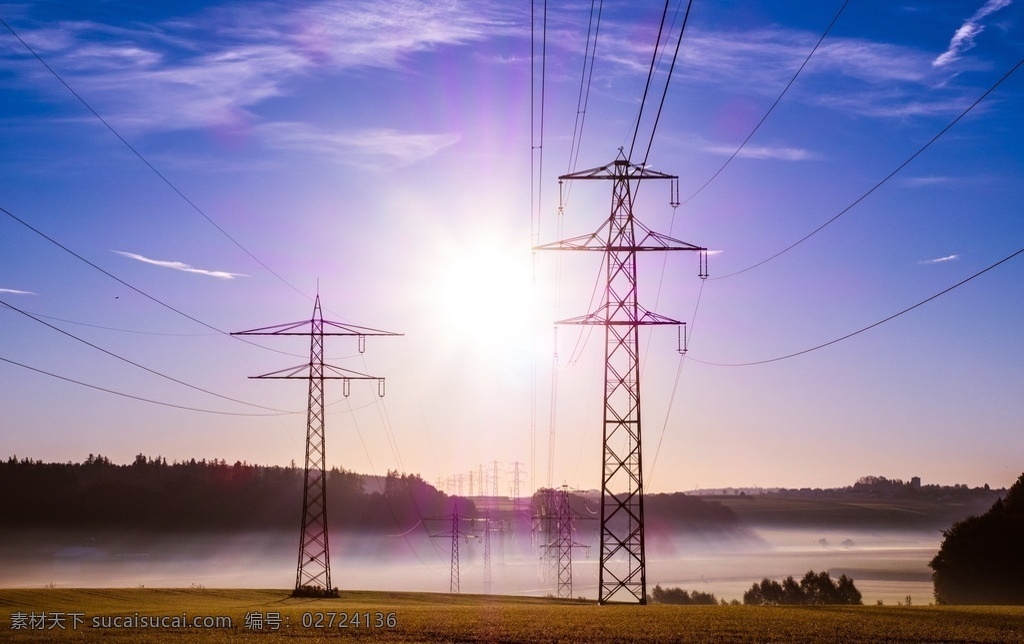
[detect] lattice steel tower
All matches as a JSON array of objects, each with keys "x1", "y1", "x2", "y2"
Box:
[
  {"x1": 536, "y1": 152, "x2": 706, "y2": 604},
  {"x1": 233, "y1": 295, "x2": 399, "y2": 597}
]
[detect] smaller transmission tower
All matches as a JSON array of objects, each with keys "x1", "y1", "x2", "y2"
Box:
[
  {"x1": 483, "y1": 512, "x2": 493, "y2": 594},
  {"x1": 554, "y1": 486, "x2": 589, "y2": 598},
  {"x1": 232, "y1": 295, "x2": 399, "y2": 597},
  {"x1": 511, "y1": 461, "x2": 524, "y2": 512}
]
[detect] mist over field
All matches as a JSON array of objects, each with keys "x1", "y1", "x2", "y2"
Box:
[
  {"x1": 0, "y1": 525, "x2": 939, "y2": 605},
  {"x1": 1, "y1": 458, "x2": 1002, "y2": 605}
]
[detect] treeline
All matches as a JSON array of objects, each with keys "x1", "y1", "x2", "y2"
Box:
[
  {"x1": 743, "y1": 571, "x2": 862, "y2": 605},
  {"x1": 651, "y1": 585, "x2": 721, "y2": 605},
  {"x1": 646, "y1": 492, "x2": 741, "y2": 527},
  {"x1": 2, "y1": 456, "x2": 743, "y2": 536},
  {"x1": 0, "y1": 454, "x2": 463, "y2": 533},
  {"x1": 531, "y1": 489, "x2": 741, "y2": 530}
]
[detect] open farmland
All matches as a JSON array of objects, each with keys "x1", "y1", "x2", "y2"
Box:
[{"x1": 1, "y1": 588, "x2": 1022, "y2": 643}]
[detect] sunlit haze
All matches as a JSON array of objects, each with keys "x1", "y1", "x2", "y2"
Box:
[{"x1": 1, "y1": 0, "x2": 1022, "y2": 494}]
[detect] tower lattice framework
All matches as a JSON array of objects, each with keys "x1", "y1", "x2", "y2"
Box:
[
  {"x1": 536, "y1": 152, "x2": 706, "y2": 604},
  {"x1": 233, "y1": 295, "x2": 399, "y2": 596}
]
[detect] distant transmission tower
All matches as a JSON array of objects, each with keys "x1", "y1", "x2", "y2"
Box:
[
  {"x1": 449, "y1": 506, "x2": 461, "y2": 594},
  {"x1": 483, "y1": 512, "x2": 493, "y2": 594},
  {"x1": 511, "y1": 461, "x2": 523, "y2": 512},
  {"x1": 232, "y1": 295, "x2": 399, "y2": 597},
  {"x1": 536, "y1": 151, "x2": 707, "y2": 604},
  {"x1": 554, "y1": 486, "x2": 588, "y2": 599}
]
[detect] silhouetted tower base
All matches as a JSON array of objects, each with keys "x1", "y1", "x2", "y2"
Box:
[
  {"x1": 536, "y1": 152, "x2": 706, "y2": 604},
  {"x1": 232, "y1": 295, "x2": 399, "y2": 597}
]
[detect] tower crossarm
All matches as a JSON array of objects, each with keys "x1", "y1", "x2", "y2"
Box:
[
  {"x1": 534, "y1": 218, "x2": 704, "y2": 253},
  {"x1": 247, "y1": 363, "x2": 382, "y2": 380},
  {"x1": 557, "y1": 153, "x2": 676, "y2": 182},
  {"x1": 232, "y1": 320, "x2": 401, "y2": 337},
  {"x1": 555, "y1": 305, "x2": 684, "y2": 327}
]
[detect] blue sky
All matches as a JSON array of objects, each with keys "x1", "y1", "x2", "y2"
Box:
[{"x1": 1, "y1": 0, "x2": 1022, "y2": 493}]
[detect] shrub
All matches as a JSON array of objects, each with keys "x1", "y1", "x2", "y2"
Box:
[{"x1": 651, "y1": 584, "x2": 718, "y2": 605}]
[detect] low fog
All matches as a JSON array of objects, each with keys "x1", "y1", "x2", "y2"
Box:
[{"x1": 0, "y1": 525, "x2": 939, "y2": 605}]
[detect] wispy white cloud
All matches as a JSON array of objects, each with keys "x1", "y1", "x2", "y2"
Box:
[
  {"x1": 933, "y1": 0, "x2": 1013, "y2": 67},
  {"x1": 9, "y1": 1, "x2": 508, "y2": 134},
  {"x1": 704, "y1": 144, "x2": 814, "y2": 161},
  {"x1": 114, "y1": 251, "x2": 247, "y2": 279},
  {"x1": 286, "y1": 0, "x2": 504, "y2": 68},
  {"x1": 0, "y1": 288, "x2": 36, "y2": 295},
  {"x1": 920, "y1": 254, "x2": 961, "y2": 265},
  {"x1": 903, "y1": 176, "x2": 957, "y2": 187},
  {"x1": 261, "y1": 123, "x2": 461, "y2": 168},
  {"x1": 589, "y1": 16, "x2": 992, "y2": 120}
]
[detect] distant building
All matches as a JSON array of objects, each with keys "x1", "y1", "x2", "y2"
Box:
[{"x1": 910, "y1": 476, "x2": 921, "y2": 490}]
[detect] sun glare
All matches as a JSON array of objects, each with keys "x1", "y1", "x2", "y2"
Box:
[{"x1": 429, "y1": 239, "x2": 543, "y2": 365}]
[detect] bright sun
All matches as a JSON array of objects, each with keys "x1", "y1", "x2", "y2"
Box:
[{"x1": 429, "y1": 237, "x2": 543, "y2": 364}]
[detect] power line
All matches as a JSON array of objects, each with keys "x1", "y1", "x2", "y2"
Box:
[
  {"x1": 566, "y1": 0, "x2": 604, "y2": 177},
  {"x1": 678, "y1": 0, "x2": 850, "y2": 207},
  {"x1": 647, "y1": 277, "x2": 705, "y2": 488},
  {"x1": 0, "y1": 355, "x2": 285, "y2": 417},
  {"x1": 0, "y1": 204, "x2": 301, "y2": 359},
  {"x1": 1, "y1": 298, "x2": 296, "y2": 414},
  {"x1": 713, "y1": 55, "x2": 1024, "y2": 281},
  {"x1": 627, "y1": 0, "x2": 672, "y2": 162},
  {"x1": 530, "y1": 0, "x2": 551, "y2": 500},
  {"x1": 13, "y1": 311, "x2": 219, "y2": 337},
  {"x1": 637, "y1": 0, "x2": 694, "y2": 169},
  {"x1": 0, "y1": 15, "x2": 311, "y2": 304},
  {"x1": 692, "y1": 243, "x2": 1024, "y2": 368}
]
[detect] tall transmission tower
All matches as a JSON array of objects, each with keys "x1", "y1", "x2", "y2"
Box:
[
  {"x1": 535, "y1": 151, "x2": 707, "y2": 604},
  {"x1": 232, "y1": 295, "x2": 400, "y2": 597}
]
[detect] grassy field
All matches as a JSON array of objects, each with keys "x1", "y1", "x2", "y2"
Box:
[{"x1": 1, "y1": 588, "x2": 1023, "y2": 642}]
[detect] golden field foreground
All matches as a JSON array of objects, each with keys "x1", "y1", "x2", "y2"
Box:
[{"x1": 1, "y1": 588, "x2": 1022, "y2": 643}]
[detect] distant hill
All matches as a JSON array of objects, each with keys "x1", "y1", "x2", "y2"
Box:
[{"x1": 692, "y1": 476, "x2": 1003, "y2": 530}]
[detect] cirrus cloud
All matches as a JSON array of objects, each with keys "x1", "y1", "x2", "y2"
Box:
[{"x1": 114, "y1": 251, "x2": 247, "y2": 279}]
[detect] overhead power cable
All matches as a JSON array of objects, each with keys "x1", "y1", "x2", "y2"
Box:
[
  {"x1": 566, "y1": 0, "x2": 604, "y2": 177},
  {"x1": 0, "y1": 16, "x2": 310, "y2": 304},
  {"x1": 16, "y1": 311, "x2": 219, "y2": 336},
  {"x1": 637, "y1": 0, "x2": 694, "y2": 169},
  {"x1": 647, "y1": 278, "x2": 705, "y2": 488},
  {"x1": 0, "y1": 355, "x2": 287, "y2": 417},
  {"x1": 1, "y1": 298, "x2": 296, "y2": 414},
  {"x1": 345, "y1": 397, "x2": 446, "y2": 568},
  {"x1": 714, "y1": 55, "x2": 1024, "y2": 281},
  {"x1": 693, "y1": 242, "x2": 1024, "y2": 367},
  {"x1": 0, "y1": 204, "x2": 301, "y2": 359},
  {"x1": 530, "y1": 0, "x2": 551, "y2": 500},
  {"x1": 627, "y1": 0, "x2": 672, "y2": 163},
  {"x1": 679, "y1": 0, "x2": 850, "y2": 207}
]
